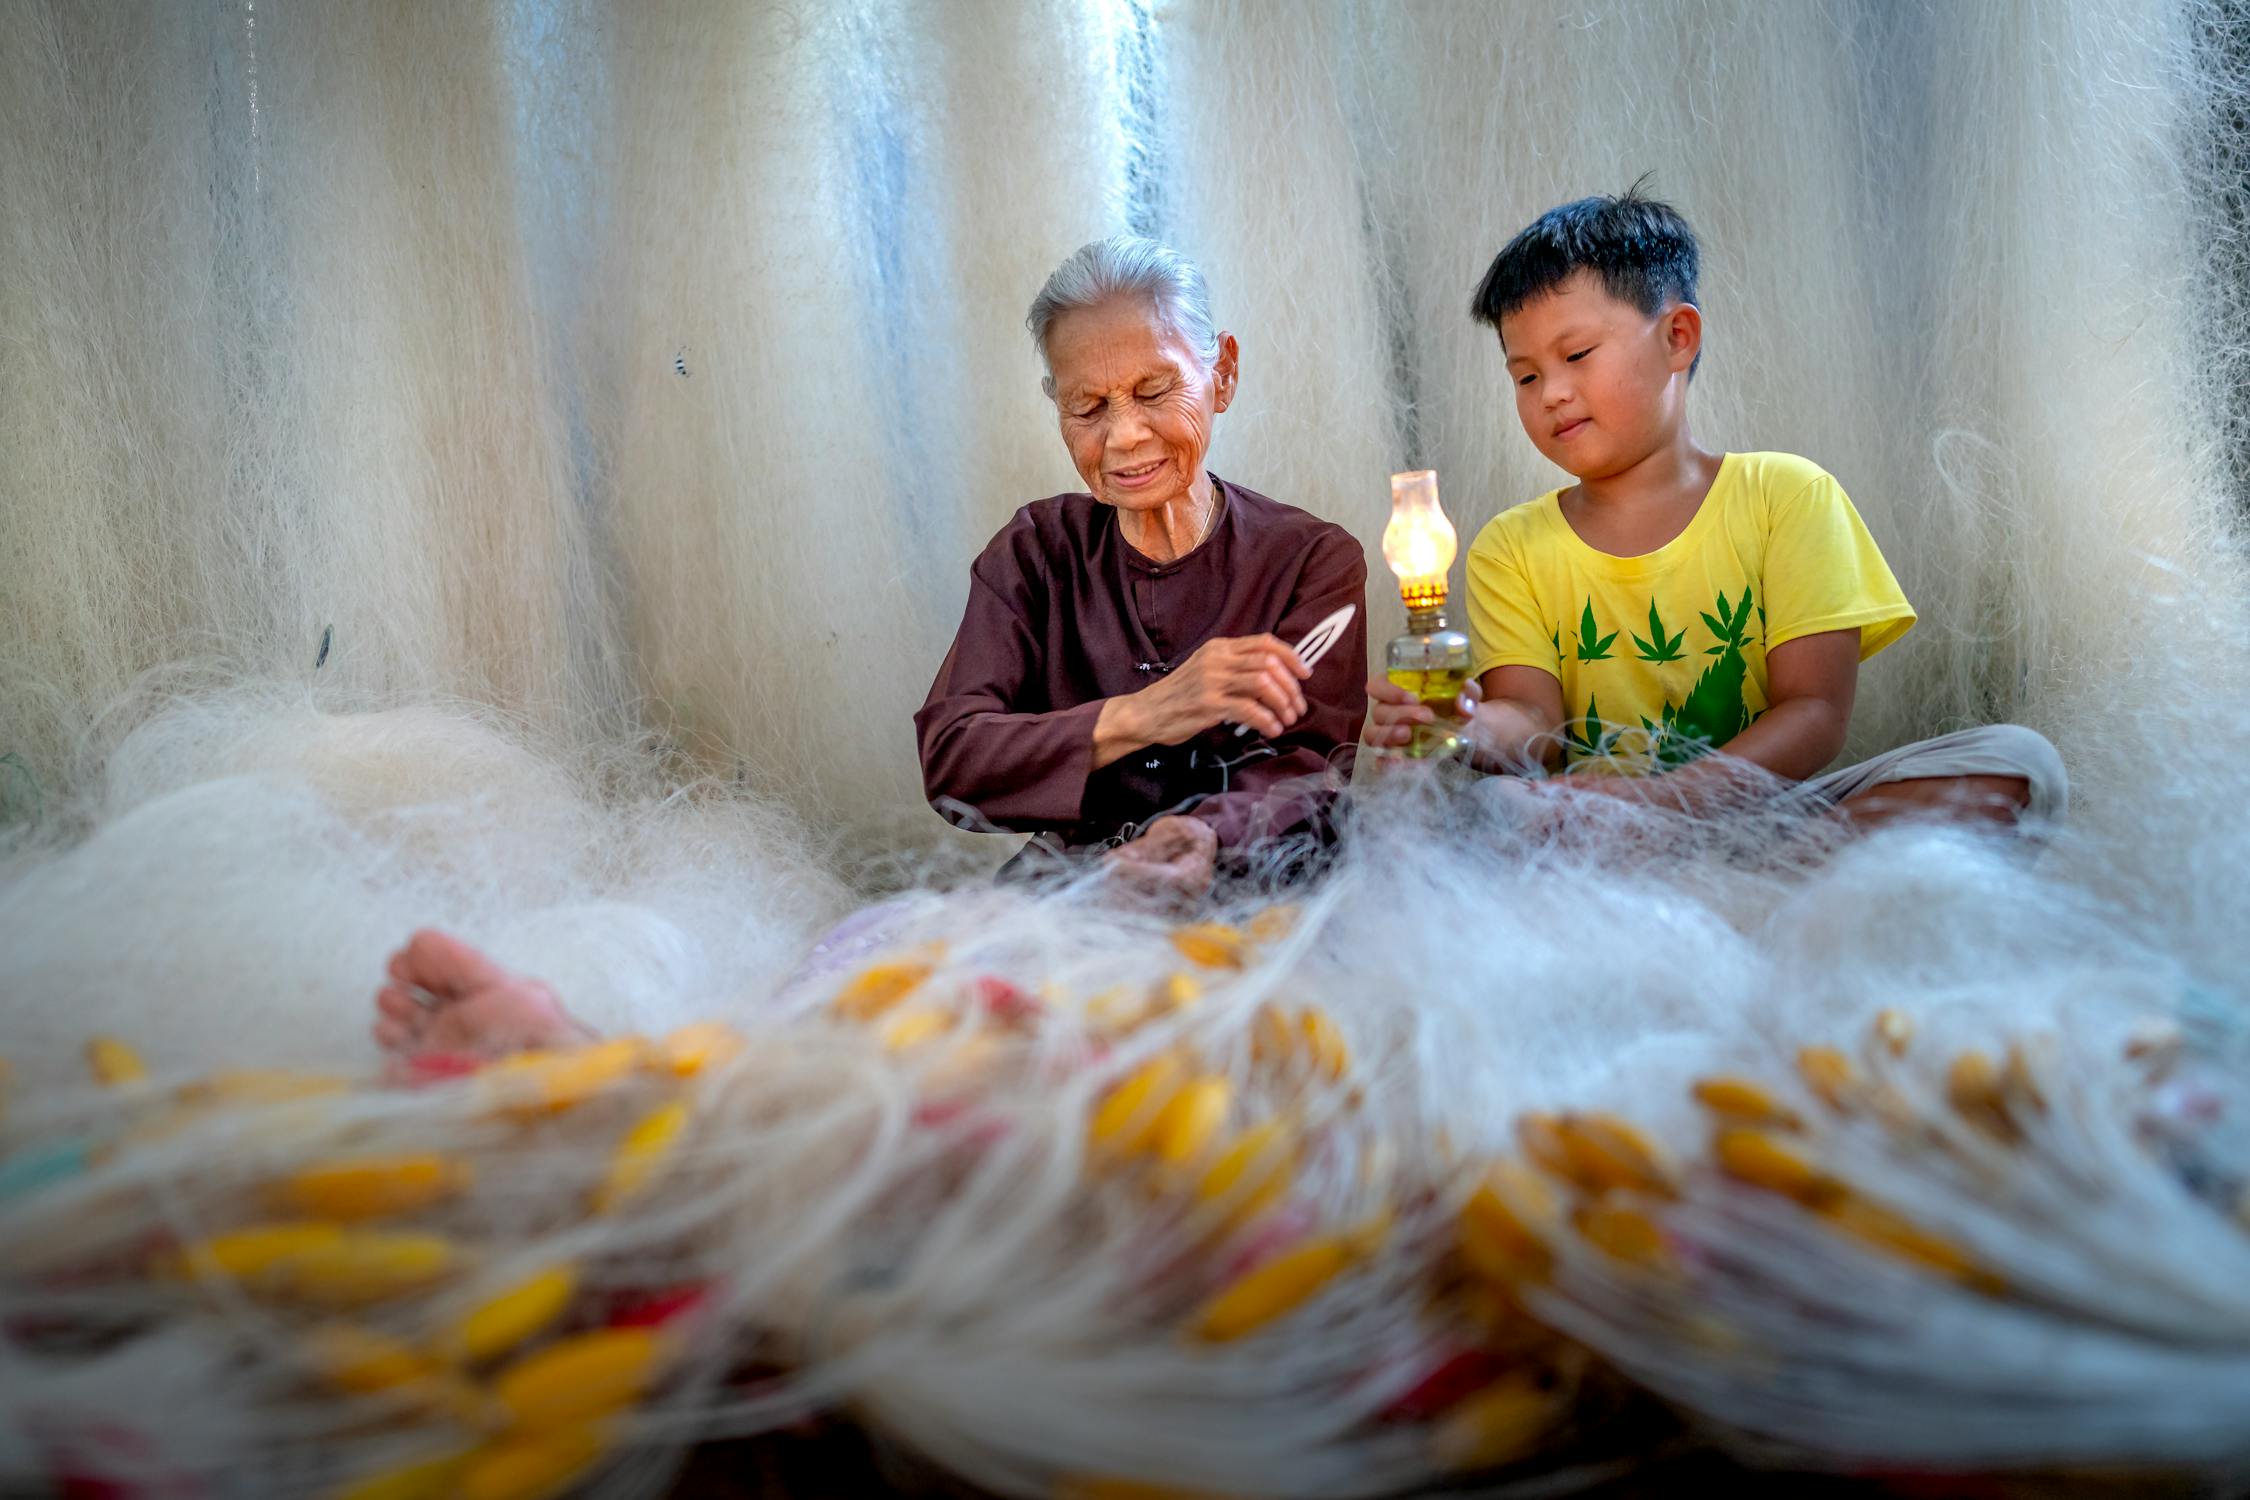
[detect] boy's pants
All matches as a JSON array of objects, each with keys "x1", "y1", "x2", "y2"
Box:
[{"x1": 1800, "y1": 723, "x2": 2067, "y2": 825}]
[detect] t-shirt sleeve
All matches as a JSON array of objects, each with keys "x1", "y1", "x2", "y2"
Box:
[
  {"x1": 1762, "y1": 470, "x2": 1916, "y2": 661},
  {"x1": 1465, "y1": 521, "x2": 1562, "y2": 681}
]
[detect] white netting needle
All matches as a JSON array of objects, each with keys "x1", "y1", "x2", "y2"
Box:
[{"x1": 1233, "y1": 604, "x2": 1356, "y2": 737}]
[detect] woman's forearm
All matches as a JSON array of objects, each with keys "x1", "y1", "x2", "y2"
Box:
[
  {"x1": 915, "y1": 697, "x2": 1108, "y2": 828},
  {"x1": 1090, "y1": 694, "x2": 1150, "y2": 771}
]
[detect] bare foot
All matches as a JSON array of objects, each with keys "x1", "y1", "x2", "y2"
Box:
[{"x1": 371, "y1": 929, "x2": 594, "y2": 1071}]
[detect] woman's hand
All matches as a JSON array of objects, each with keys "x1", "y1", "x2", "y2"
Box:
[
  {"x1": 1364, "y1": 675, "x2": 1481, "y2": 750},
  {"x1": 1103, "y1": 814, "x2": 1219, "y2": 906},
  {"x1": 1101, "y1": 635, "x2": 1310, "y2": 755}
]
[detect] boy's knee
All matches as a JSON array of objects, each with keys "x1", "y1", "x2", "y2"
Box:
[{"x1": 1977, "y1": 724, "x2": 2066, "y2": 823}]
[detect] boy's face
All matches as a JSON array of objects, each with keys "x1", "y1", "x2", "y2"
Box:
[{"x1": 1498, "y1": 270, "x2": 1699, "y2": 481}]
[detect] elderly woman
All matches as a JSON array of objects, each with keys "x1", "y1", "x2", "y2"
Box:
[
  {"x1": 365, "y1": 242, "x2": 1366, "y2": 1065},
  {"x1": 915, "y1": 238, "x2": 1369, "y2": 897}
]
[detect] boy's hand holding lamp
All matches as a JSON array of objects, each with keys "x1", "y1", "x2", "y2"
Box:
[{"x1": 1365, "y1": 470, "x2": 1474, "y2": 759}]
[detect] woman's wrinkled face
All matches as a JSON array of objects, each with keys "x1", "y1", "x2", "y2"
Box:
[{"x1": 1045, "y1": 296, "x2": 1237, "y2": 516}]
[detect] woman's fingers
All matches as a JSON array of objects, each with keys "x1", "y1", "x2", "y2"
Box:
[
  {"x1": 1236, "y1": 702, "x2": 1286, "y2": 738},
  {"x1": 1238, "y1": 643, "x2": 1308, "y2": 718},
  {"x1": 1249, "y1": 635, "x2": 1312, "y2": 679},
  {"x1": 1230, "y1": 662, "x2": 1298, "y2": 727},
  {"x1": 1259, "y1": 661, "x2": 1307, "y2": 723}
]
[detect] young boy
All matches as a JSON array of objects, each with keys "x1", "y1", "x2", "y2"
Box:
[{"x1": 1367, "y1": 188, "x2": 2065, "y2": 829}]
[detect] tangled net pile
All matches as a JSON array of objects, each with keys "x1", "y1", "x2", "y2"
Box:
[
  {"x1": 2, "y1": 692, "x2": 2248, "y2": 1500},
  {"x1": 8, "y1": 0, "x2": 2250, "y2": 1493}
]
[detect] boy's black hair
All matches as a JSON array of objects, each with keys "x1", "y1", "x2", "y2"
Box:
[{"x1": 1470, "y1": 181, "x2": 1701, "y2": 374}]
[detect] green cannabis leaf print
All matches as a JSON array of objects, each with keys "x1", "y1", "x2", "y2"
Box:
[
  {"x1": 1573, "y1": 600, "x2": 1618, "y2": 661},
  {"x1": 1699, "y1": 586, "x2": 1754, "y2": 657},
  {"x1": 1595, "y1": 585, "x2": 1760, "y2": 768},
  {"x1": 1662, "y1": 645, "x2": 1751, "y2": 761},
  {"x1": 1631, "y1": 599, "x2": 1686, "y2": 663},
  {"x1": 1558, "y1": 587, "x2": 1762, "y2": 767},
  {"x1": 1563, "y1": 694, "x2": 1620, "y2": 761}
]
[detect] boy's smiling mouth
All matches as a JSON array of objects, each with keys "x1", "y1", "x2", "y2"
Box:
[{"x1": 1553, "y1": 417, "x2": 1591, "y2": 441}]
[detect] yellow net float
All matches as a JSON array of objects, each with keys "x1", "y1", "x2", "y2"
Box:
[
  {"x1": 1168, "y1": 922, "x2": 1246, "y2": 969},
  {"x1": 1457, "y1": 1164, "x2": 1555, "y2": 1286},
  {"x1": 1872, "y1": 1008, "x2": 1914, "y2": 1056},
  {"x1": 1244, "y1": 904, "x2": 1298, "y2": 943},
  {"x1": 831, "y1": 953, "x2": 939, "y2": 1021},
  {"x1": 648, "y1": 1021, "x2": 743, "y2": 1077},
  {"x1": 278, "y1": 1231, "x2": 462, "y2": 1307},
  {"x1": 1151, "y1": 1075, "x2": 1229, "y2": 1167},
  {"x1": 1193, "y1": 1117, "x2": 1294, "y2": 1228},
  {"x1": 181, "y1": 1069, "x2": 354, "y2": 1105},
  {"x1": 1820, "y1": 1197, "x2": 2002, "y2": 1295},
  {"x1": 877, "y1": 1006, "x2": 950, "y2": 1052},
  {"x1": 436, "y1": 1263, "x2": 580, "y2": 1365},
  {"x1": 1154, "y1": 972, "x2": 1203, "y2": 1015},
  {"x1": 275, "y1": 1154, "x2": 473, "y2": 1222},
  {"x1": 1298, "y1": 1007, "x2": 1350, "y2": 1082},
  {"x1": 166, "y1": 1222, "x2": 460, "y2": 1305},
  {"x1": 1089, "y1": 1053, "x2": 1186, "y2": 1157},
  {"x1": 1570, "y1": 1202, "x2": 1669, "y2": 1270},
  {"x1": 1712, "y1": 1128, "x2": 1840, "y2": 1207},
  {"x1": 479, "y1": 1039, "x2": 645, "y2": 1116},
  {"x1": 490, "y1": 1326, "x2": 669, "y2": 1430},
  {"x1": 305, "y1": 1323, "x2": 446, "y2": 1395},
  {"x1": 1191, "y1": 1231, "x2": 1354, "y2": 1342},
  {"x1": 85, "y1": 1036, "x2": 148, "y2": 1087},
  {"x1": 1795, "y1": 1045, "x2": 1858, "y2": 1112},
  {"x1": 1430, "y1": 1371, "x2": 1559, "y2": 1471},
  {"x1": 166, "y1": 1221, "x2": 348, "y2": 1283},
  {"x1": 590, "y1": 1100, "x2": 690, "y2": 1214},
  {"x1": 1690, "y1": 1076, "x2": 1802, "y2": 1131}
]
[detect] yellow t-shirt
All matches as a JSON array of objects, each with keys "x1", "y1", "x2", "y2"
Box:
[{"x1": 1465, "y1": 451, "x2": 1914, "y2": 773}]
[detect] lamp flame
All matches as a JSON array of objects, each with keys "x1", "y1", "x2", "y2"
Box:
[{"x1": 1382, "y1": 470, "x2": 1456, "y2": 610}]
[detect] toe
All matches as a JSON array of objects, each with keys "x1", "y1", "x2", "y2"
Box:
[
  {"x1": 376, "y1": 987, "x2": 423, "y2": 1025},
  {"x1": 373, "y1": 1017, "x2": 411, "y2": 1050},
  {"x1": 400, "y1": 928, "x2": 516, "y2": 1003}
]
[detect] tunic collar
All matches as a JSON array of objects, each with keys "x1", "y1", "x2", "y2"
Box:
[{"x1": 1114, "y1": 475, "x2": 1233, "y2": 576}]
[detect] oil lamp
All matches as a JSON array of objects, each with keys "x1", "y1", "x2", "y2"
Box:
[{"x1": 1381, "y1": 469, "x2": 1470, "y2": 758}]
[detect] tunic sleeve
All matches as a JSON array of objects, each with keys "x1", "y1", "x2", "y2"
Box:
[
  {"x1": 1186, "y1": 529, "x2": 1369, "y2": 849},
  {"x1": 913, "y1": 541, "x2": 1105, "y2": 832}
]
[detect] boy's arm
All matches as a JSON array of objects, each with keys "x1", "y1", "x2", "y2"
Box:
[
  {"x1": 1465, "y1": 666, "x2": 1565, "y2": 773},
  {"x1": 1570, "y1": 628, "x2": 1858, "y2": 811},
  {"x1": 1719, "y1": 627, "x2": 1858, "y2": 778}
]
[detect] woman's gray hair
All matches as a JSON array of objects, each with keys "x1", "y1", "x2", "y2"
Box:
[{"x1": 1026, "y1": 236, "x2": 1221, "y2": 396}]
